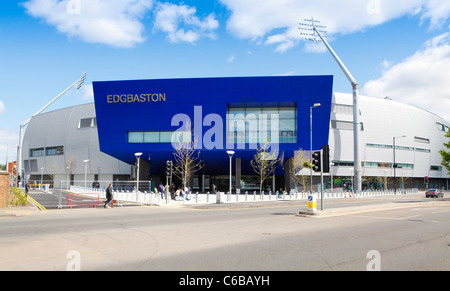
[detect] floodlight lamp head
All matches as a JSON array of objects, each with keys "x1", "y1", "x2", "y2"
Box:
[
  {"x1": 314, "y1": 103, "x2": 321, "y2": 108},
  {"x1": 77, "y1": 72, "x2": 87, "y2": 90}
]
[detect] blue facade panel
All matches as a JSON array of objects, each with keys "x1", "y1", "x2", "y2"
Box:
[{"x1": 93, "y1": 75, "x2": 333, "y2": 175}]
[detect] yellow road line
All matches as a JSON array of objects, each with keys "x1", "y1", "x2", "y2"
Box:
[{"x1": 27, "y1": 196, "x2": 47, "y2": 211}]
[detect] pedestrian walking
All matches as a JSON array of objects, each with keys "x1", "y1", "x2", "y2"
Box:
[
  {"x1": 158, "y1": 183, "x2": 165, "y2": 199},
  {"x1": 105, "y1": 183, "x2": 113, "y2": 208},
  {"x1": 170, "y1": 183, "x2": 176, "y2": 200},
  {"x1": 25, "y1": 181, "x2": 30, "y2": 197}
]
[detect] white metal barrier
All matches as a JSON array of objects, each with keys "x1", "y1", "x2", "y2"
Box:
[{"x1": 69, "y1": 185, "x2": 419, "y2": 206}]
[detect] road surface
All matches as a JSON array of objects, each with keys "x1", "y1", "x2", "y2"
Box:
[{"x1": 0, "y1": 193, "x2": 449, "y2": 272}]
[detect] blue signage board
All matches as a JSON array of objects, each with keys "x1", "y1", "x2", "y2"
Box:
[{"x1": 93, "y1": 75, "x2": 333, "y2": 175}]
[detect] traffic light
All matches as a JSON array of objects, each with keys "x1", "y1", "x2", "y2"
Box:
[
  {"x1": 312, "y1": 151, "x2": 321, "y2": 172},
  {"x1": 166, "y1": 160, "x2": 172, "y2": 176},
  {"x1": 424, "y1": 176, "x2": 429, "y2": 184},
  {"x1": 321, "y1": 145, "x2": 330, "y2": 173}
]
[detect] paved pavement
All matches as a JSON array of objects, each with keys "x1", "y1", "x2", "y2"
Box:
[{"x1": 0, "y1": 204, "x2": 38, "y2": 217}]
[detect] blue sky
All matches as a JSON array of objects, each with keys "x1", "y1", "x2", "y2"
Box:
[{"x1": 1, "y1": 0, "x2": 450, "y2": 164}]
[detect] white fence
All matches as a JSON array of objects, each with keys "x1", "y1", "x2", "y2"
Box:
[{"x1": 69, "y1": 185, "x2": 419, "y2": 206}]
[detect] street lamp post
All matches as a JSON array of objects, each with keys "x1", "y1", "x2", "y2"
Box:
[
  {"x1": 135, "y1": 152, "x2": 143, "y2": 200},
  {"x1": 40, "y1": 167, "x2": 44, "y2": 190},
  {"x1": 226, "y1": 150, "x2": 235, "y2": 200},
  {"x1": 393, "y1": 135, "x2": 406, "y2": 194},
  {"x1": 310, "y1": 103, "x2": 321, "y2": 194},
  {"x1": 83, "y1": 159, "x2": 89, "y2": 188}
]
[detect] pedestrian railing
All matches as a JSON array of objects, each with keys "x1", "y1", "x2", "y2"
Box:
[
  {"x1": 68, "y1": 185, "x2": 419, "y2": 206},
  {"x1": 67, "y1": 192, "x2": 100, "y2": 208}
]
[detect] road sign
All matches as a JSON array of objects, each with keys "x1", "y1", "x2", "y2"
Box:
[{"x1": 308, "y1": 194, "x2": 317, "y2": 212}]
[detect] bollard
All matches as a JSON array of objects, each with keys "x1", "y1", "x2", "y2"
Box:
[
  {"x1": 308, "y1": 193, "x2": 317, "y2": 212},
  {"x1": 216, "y1": 191, "x2": 221, "y2": 204}
]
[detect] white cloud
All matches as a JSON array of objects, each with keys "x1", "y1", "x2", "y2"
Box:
[
  {"x1": 362, "y1": 32, "x2": 450, "y2": 122},
  {"x1": 153, "y1": 2, "x2": 219, "y2": 44},
  {"x1": 420, "y1": 0, "x2": 450, "y2": 29},
  {"x1": 23, "y1": 0, "x2": 154, "y2": 48},
  {"x1": 0, "y1": 101, "x2": 6, "y2": 115},
  {"x1": 81, "y1": 84, "x2": 94, "y2": 101},
  {"x1": 227, "y1": 55, "x2": 235, "y2": 63},
  {"x1": 219, "y1": 0, "x2": 450, "y2": 52}
]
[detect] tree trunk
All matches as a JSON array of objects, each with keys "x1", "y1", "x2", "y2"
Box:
[{"x1": 260, "y1": 180, "x2": 263, "y2": 199}]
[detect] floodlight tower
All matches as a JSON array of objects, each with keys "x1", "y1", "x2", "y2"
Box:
[
  {"x1": 299, "y1": 18, "x2": 362, "y2": 193},
  {"x1": 17, "y1": 72, "x2": 87, "y2": 186}
]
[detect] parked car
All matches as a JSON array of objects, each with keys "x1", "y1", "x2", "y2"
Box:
[{"x1": 425, "y1": 189, "x2": 444, "y2": 198}]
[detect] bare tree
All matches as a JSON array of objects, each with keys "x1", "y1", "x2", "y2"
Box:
[
  {"x1": 251, "y1": 141, "x2": 280, "y2": 197},
  {"x1": 171, "y1": 122, "x2": 204, "y2": 190},
  {"x1": 291, "y1": 148, "x2": 311, "y2": 193},
  {"x1": 47, "y1": 157, "x2": 59, "y2": 187},
  {"x1": 65, "y1": 155, "x2": 76, "y2": 187}
]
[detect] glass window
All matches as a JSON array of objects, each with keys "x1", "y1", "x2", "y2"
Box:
[
  {"x1": 78, "y1": 117, "x2": 97, "y2": 128},
  {"x1": 30, "y1": 148, "x2": 45, "y2": 157},
  {"x1": 280, "y1": 131, "x2": 296, "y2": 143},
  {"x1": 229, "y1": 108, "x2": 246, "y2": 116},
  {"x1": 79, "y1": 118, "x2": 93, "y2": 128},
  {"x1": 46, "y1": 146, "x2": 64, "y2": 156},
  {"x1": 235, "y1": 131, "x2": 246, "y2": 143},
  {"x1": 332, "y1": 104, "x2": 353, "y2": 115},
  {"x1": 262, "y1": 107, "x2": 279, "y2": 117},
  {"x1": 159, "y1": 132, "x2": 173, "y2": 143},
  {"x1": 332, "y1": 120, "x2": 364, "y2": 131},
  {"x1": 278, "y1": 108, "x2": 296, "y2": 119},
  {"x1": 227, "y1": 105, "x2": 297, "y2": 144},
  {"x1": 128, "y1": 132, "x2": 144, "y2": 143},
  {"x1": 415, "y1": 148, "x2": 430, "y2": 153},
  {"x1": 128, "y1": 131, "x2": 193, "y2": 144},
  {"x1": 414, "y1": 136, "x2": 430, "y2": 144},
  {"x1": 245, "y1": 108, "x2": 261, "y2": 117},
  {"x1": 144, "y1": 132, "x2": 159, "y2": 143},
  {"x1": 279, "y1": 119, "x2": 295, "y2": 131},
  {"x1": 436, "y1": 122, "x2": 445, "y2": 131},
  {"x1": 171, "y1": 131, "x2": 191, "y2": 144}
]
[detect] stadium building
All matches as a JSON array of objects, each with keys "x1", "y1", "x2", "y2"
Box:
[{"x1": 21, "y1": 76, "x2": 449, "y2": 192}]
